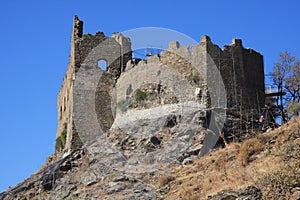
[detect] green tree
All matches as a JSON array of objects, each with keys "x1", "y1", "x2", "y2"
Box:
[{"x1": 287, "y1": 101, "x2": 300, "y2": 119}]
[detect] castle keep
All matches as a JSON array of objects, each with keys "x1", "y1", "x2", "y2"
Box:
[{"x1": 56, "y1": 16, "x2": 265, "y2": 154}]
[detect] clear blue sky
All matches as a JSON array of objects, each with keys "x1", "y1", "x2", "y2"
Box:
[{"x1": 0, "y1": 0, "x2": 299, "y2": 192}]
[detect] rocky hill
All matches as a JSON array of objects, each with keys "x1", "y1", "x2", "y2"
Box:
[{"x1": 1, "y1": 117, "x2": 299, "y2": 199}]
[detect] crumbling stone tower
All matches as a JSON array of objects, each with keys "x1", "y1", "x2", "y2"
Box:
[
  {"x1": 56, "y1": 16, "x2": 131, "y2": 154},
  {"x1": 198, "y1": 36, "x2": 265, "y2": 112}
]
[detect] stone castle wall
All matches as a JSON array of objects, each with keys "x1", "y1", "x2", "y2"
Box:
[
  {"x1": 56, "y1": 16, "x2": 132, "y2": 154},
  {"x1": 56, "y1": 16, "x2": 265, "y2": 155},
  {"x1": 127, "y1": 36, "x2": 265, "y2": 113},
  {"x1": 199, "y1": 36, "x2": 265, "y2": 112}
]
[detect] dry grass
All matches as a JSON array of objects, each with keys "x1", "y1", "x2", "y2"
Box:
[
  {"x1": 237, "y1": 138, "x2": 264, "y2": 167},
  {"x1": 160, "y1": 118, "x2": 300, "y2": 200},
  {"x1": 178, "y1": 187, "x2": 201, "y2": 200},
  {"x1": 257, "y1": 168, "x2": 300, "y2": 199},
  {"x1": 158, "y1": 174, "x2": 176, "y2": 187}
]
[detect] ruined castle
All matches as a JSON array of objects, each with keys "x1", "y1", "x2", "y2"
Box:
[{"x1": 56, "y1": 16, "x2": 265, "y2": 155}]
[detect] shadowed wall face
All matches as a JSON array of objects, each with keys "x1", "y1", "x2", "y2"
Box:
[{"x1": 201, "y1": 37, "x2": 265, "y2": 112}]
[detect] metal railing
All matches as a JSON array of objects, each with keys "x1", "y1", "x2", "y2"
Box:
[{"x1": 265, "y1": 85, "x2": 278, "y2": 94}]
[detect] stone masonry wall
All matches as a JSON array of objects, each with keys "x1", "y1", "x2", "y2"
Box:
[
  {"x1": 203, "y1": 36, "x2": 265, "y2": 112},
  {"x1": 56, "y1": 16, "x2": 132, "y2": 154},
  {"x1": 126, "y1": 35, "x2": 265, "y2": 115},
  {"x1": 56, "y1": 16, "x2": 264, "y2": 155}
]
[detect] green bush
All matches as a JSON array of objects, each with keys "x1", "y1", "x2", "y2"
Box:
[
  {"x1": 55, "y1": 128, "x2": 67, "y2": 152},
  {"x1": 117, "y1": 99, "x2": 131, "y2": 112},
  {"x1": 134, "y1": 89, "x2": 147, "y2": 102},
  {"x1": 55, "y1": 136, "x2": 63, "y2": 151},
  {"x1": 61, "y1": 128, "x2": 67, "y2": 144},
  {"x1": 187, "y1": 74, "x2": 200, "y2": 84},
  {"x1": 287, "y1": 101, "x2": 300, "y2": 117}
]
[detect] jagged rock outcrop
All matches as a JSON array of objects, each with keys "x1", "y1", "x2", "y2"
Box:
[
  {"x1": 207, "y1": 186, "x2": 262, "y2": 200},
  {"x1": 1, "y1": 117, "x2": 300, "y2": 199}
]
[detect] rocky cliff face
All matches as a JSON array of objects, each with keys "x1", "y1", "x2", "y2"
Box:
[{"x1": 1, "y1": 116, "x2": 300, "y2": 199}]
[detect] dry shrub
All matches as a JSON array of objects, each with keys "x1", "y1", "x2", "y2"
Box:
[
  {"x1": 238, "y1": 138, "x2": 264, "y2": 167},
  {"x1": 180, "y1": 187, "x2": 201, "y2": 200},
  {"x1": 158, "y1": 174, "x2": 176, "y2": 187},
  {"x1": 258, "y1": 169, "x2": 300, "y2": 199}
]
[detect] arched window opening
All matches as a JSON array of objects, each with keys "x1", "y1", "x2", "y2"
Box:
[{"x1": 98, "y1": 59, "x2": 107, "y2": 71}]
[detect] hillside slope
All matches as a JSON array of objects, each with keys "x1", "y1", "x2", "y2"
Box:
[
  {"x1": 160, "y1": 117, "x2": 300, "y2": 199},
  {"x1": 1, "y1": 118, "x2": 299, "y2": 200}
]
